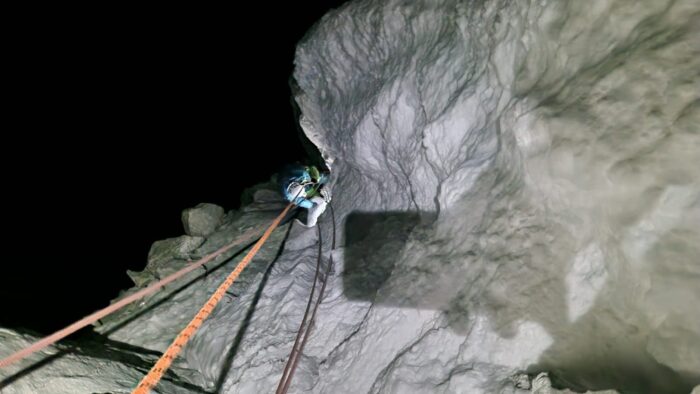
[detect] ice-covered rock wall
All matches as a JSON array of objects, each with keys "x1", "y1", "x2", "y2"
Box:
[{"x1": 292, "y1": 0, "x2": 699, "y2": 392}]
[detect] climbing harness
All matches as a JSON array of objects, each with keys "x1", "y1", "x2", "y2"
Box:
[
  {"x1": 276, "y1": 203, "x2": 336, "y2": 394},
  {"x1": 287, "y1": 178, "x2": 322, "y2": 202}
]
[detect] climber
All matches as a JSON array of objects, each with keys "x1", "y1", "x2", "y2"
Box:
[{"x1": 280, "y1": 164, "x2": 331, "y2": 227}]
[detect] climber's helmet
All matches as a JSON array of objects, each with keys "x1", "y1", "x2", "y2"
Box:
[{"x1": 306, "y1": 166, "x2": 321, "y2": 184}]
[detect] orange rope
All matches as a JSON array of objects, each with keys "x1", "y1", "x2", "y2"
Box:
[
  {"x1": 0, "y1": 224, "x2": 263, "y2": 369},
  {"x1": 133, "y1": 203, "x2": 293, "y2": 394}
]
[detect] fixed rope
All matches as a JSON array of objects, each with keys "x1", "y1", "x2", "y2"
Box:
[
  {"x1": 276, "y1": 203, "x2": 336, "y2": 394},
  {"x1": 275, "y1": 223, "x2": 324, "y2": 394},
  {"x1": 133, "y1": 202, "x2": 294, "y2": 394},
  {"x1": 0, "y1": 220, "x2": 265, "y2": 369}
]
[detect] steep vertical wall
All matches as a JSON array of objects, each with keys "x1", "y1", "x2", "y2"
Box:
[{"x1": 292, "y1": 0, "x2": 699, "y2": 392}]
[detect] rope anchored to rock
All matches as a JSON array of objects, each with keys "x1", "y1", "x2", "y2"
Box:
[{"x1": 133, "y1": 202, "x2": 294, "y2": 394}]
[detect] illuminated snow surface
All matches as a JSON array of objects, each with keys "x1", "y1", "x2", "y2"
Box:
[{"x1": 2, "y1": 0, "x2": 699, "y2": 393}]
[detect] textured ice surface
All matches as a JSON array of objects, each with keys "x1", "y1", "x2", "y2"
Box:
[{"x1": 2, "y1": 0, "x2": 699, "y2": 393}]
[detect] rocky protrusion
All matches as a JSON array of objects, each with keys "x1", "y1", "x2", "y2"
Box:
[
  {"x1": 126, "y1": 235, "x2": 205, "y2": 287},
  {"x1": 147, "y1": 235, "x2": 205, "y2": 266},
  {"x1": 181, "y1": 203, "x2": 224, "y2": 237},
  {"x1": 529, "y1": 373, "x2": 619, "y2": 394}
]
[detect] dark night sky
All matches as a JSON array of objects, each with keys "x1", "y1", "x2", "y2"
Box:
[{"x1": 1, "y1": 2, "x2": 347, "y2": 335}]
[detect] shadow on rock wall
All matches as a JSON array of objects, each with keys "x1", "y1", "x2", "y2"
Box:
[{"x1": 341, "y1": 210, "x2": 699, "y2": 393}]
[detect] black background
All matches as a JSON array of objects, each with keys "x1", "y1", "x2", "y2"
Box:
[{"x1": 1, "y1": 2, "x2": 347, "y2": 334}]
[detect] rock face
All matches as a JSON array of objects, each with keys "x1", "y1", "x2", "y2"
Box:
[
  {"x1": 182, "y1": 203, "x2": 225, "y2": 237},
  {"x1": 289, "y1": 0, "x2": 700, "y2": 392},
  {"x1": 0, "y1": 329, "x2": 206, "y2": 394},
  {"x1": 529, "y1": 373, "x2": 619, "y2": 394},
  {"x1": 126, "y1": 235, "x2": 205, "y2": 286},
  {"x1": 1, "y1": 1, "x2": 698, "y2": 393}
]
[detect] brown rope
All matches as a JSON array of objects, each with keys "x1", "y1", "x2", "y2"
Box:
[{"x1": 277, "y1": 203, "x2": 336, "y2": 394}]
